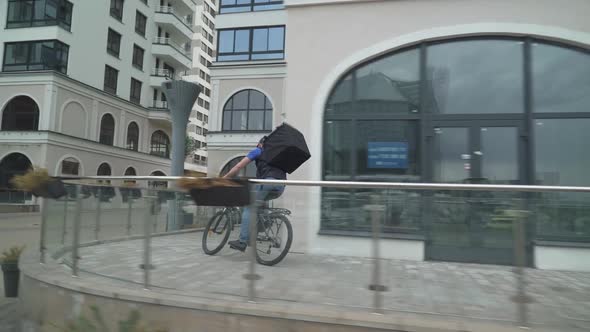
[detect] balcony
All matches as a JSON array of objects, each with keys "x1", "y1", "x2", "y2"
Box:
[
  {"x1": 177, "y1": 0, "x2": 198, "y2": 13},
  {"x1": 150, "y1": 68, "x2": 180, "y2": 87},
  {"x1": 152, "y1": 37, "x2": 192, "y2": 70},
  {"x1": 154, "y1": 6, "x2": 193, "y2": 42},
  {"x1": 148, "y1": 101, "x2": 171, "y2": 123}
]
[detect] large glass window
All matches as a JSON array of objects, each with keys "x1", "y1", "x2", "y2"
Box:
[
  {"x1": 217, "y1": 26, "x2": 285, "y2": 61},
  {"x1": 222, "y1": 89, "x2": 273, "y2": 131},
  {"x1": 426, "y1": 39, "x2": 523, "y2": 114},
  {"x1": 219, "y1": 0, "x2": 283, "y2": 14},
  {"x1": 532, "y1": 42, "x2": 590, "y2": 113},
  {"x1": 99, "y1": 114, "x2": 115, "y2": 146},
  {"x1": 132, "y1": 44, "x2": 144, "y2": 70},
  {"x1": 1, "y1": 96, "x2": 39, "y2": 131},
  {"x1": 135, "y1": 11, "x2": 147, "y2": 37},
  {"x1": 150, "y1": 130, "x2": 170, "y2": 158},
  {"x1": 7, "y1": 0, "x2": 73, "y2": 30},
  {"x1": 103, "y1": 65, "x2": 118, "y2": 94},
  {"x1": 2, "y1": 40, "x2": 69, "y2": 73}
]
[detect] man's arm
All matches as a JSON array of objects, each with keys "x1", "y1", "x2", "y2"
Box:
[{"x1": 223, "y1": 156, "x2": 252, "y2": 178}]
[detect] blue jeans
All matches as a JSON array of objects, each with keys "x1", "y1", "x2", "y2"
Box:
[{"x1": 239, "y1": 181, "x2": 285, "y2": 243}]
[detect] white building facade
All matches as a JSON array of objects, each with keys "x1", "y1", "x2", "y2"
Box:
[
  {"x1": 0, "y1": 0, "x2": 204, "y2": 202},
  {"x1": 208, "y1": 0, "x2": 590, "y2": 271}
]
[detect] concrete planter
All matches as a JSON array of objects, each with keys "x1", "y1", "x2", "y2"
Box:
[{"x1": 1, "y1": 262, "x2": 19, "y2": 297}]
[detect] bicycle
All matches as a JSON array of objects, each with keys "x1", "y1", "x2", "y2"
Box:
[{"x1": 202, "y1": 205, "x2": 293, "y2": 266}]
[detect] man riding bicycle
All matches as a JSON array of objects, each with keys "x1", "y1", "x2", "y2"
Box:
[{"x1": 223, "y1": 136, "x2": 286, "y2": 252}]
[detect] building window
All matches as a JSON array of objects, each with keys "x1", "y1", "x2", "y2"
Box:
[
  {"x1": 6, "y1": 0, "x2": 73, "y2": 30},
  {"x1": 103, "y1": 65, "x2": 118, "y2": 94},
  {"x1": 197, "y1": 97, "x2": 204, "y2": 107},
  {"x1": 110, "y1": 0, "x2": 124, "y2": 21},
  {"x1": 61, "y1": 158, "x2": 80, "y2": 175},
  {"x1": 203, "y1": 128, "x2": 208, "y2": 136},
  {"x1": 135, "y1": 11, "x2": 147, "y2": 37},
  {"x1": 132, "y1": 44, "x2": 144, "y2": 70},
  {"x1": 150, "y1": 130, "x2": 170, "y2": 158},
  {"x1": 99, "y1": 114, "x2": 115, "y2": 146},
  {"x1": 222, "y1": 89, "x2": 272, "y2": 131},
  {"x1": 1, "y1": 96, "x2": 39, "y2": 131},
  {"x1": 204, "y1": 101, "x2": 210, "y2": 110},
  {"x1": 220, "y1": 0, "x2": 283, "y2": 13},
  {"x1": 204, "y1": 87, "x2": 211, "y2": 97},
  {"x1": 2, "y1": 40, "x2": 69, "y2": 73},
  {"x1": 196, "y1": 112, "x2": 203, "y2": 120},
  {"x1": 130, "y1": 78, "x2": 142, "y2": 104},
  {"x1": 203, "y1": 115, "x2": 208, "y2": 123},
  {"x1": 195, "y1": 126, "x2": 202, "y2": 135},
  {"x1": 126, "y1": 122, "x2": 139, "y2": 151},
  {"x1": 107, "y1": 28, "x2": 122, "y2": 57},
  {"x1": 217, "y1": 26, "x2": 285, "y2": 61}
]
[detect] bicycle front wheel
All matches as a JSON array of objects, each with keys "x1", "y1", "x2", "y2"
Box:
[
  {"x1": 202, "y1": 210, "x2": 232, "y2": 255},
  {"x1": 255, "y1": 215, "x2": 293, "y2": 266}
]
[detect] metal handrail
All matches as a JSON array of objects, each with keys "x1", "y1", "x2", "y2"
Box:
[
  {"x1": 153, "y1": 37, "x2": 191, "y2": 59},
  {"x1": 151, "y1": 68, "x2": 178, "y2": 80},
  {"x1": 56, "y1": 176, "x2": 590, "y2": 193}
]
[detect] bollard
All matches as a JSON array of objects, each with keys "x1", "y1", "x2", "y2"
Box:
[{"x1": 72, "y1": 185, "x2": 82, "y2": 277}]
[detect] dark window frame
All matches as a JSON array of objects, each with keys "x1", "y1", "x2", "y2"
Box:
[
  {"x1": 216, "y1": 26, "x2": 286, "y2": 62},
  {"x1": 222, "y1": 89, "x2": 273, "y2": 132},
  {"x1": 126, "y1": 121, "x2": 139, "y2": 151},
  {"x1": 103, "y1": 65, "x2": 118, "y2": 94},
  {"x1": 132, "y1": 44, "x2": 144, "y2": 70},
  {"x1": 99, "y1": 113, "x2": 116, "y2": 146},
  {"x1": 107, "y1": 28, "x2": 122, "y2": 57},
  {"x1": 2, "y1": 39, "x2": 69, "y2": 74},
  {"x1": 219, "y1": 0, "x2": 283, "y2": 14},
  {"x1": 110, "y1": 0, "x2": 124, "y2": 21},
  {"x1": 150, "y1": 130, "x2": 170, "y2": 158},
  {"x1": 6, "y1": 0, "x2": 74, "y2": 31},
  {"x1": 130, "y1": 78, "x2": 142, "y2": 104},
  {"x1": 135, "y1": 10, "x2": 147, "y2": 37}
]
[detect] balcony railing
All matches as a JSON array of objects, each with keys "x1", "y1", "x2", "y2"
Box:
[
  {"x1": 151, "y1": 100, "x2": 168, "y2": 109},
  {"x1": 151, "y1": 68, "x2": 179, "y2": 80},
  {"x1": 155, "y1": 6, "x2": 193, "y2": 31},
  {"x1": 153, "y1": 37, "x2": 192, "y2": 60}
]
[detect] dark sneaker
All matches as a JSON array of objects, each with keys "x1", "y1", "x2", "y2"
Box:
[{"x1": 228, "y1": 240, "x2": 247, "y2": 252}]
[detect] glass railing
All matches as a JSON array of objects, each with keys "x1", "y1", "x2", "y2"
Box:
[{"x1": 37, "y1": 177, "x2": 590, "y2": 330}]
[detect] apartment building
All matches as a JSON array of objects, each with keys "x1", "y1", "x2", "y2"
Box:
[
  {"x1": 207, "y1": 0, "x2": 590, "y2": 271},
  {"x1": 0, "y1": 0, "x2": 203, "y2": 202}
]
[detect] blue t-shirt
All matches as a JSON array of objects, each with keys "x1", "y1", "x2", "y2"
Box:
[{"x1": 246, "y1": 147, "x2": 262, "y2": 160}]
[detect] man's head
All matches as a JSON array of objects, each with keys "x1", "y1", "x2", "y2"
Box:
[{"x1": 257, "y1": 136, "x2": 267, "y2": 148}]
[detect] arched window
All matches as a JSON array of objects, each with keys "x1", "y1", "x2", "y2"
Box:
[
  {"x1": 149, "y1": 170, "x2": 167, "y2": 189},
  {"x1": 0, "y1": 153, "x2": 32, "y2": 203},
  {"x1": 1, "y1": 96, "x2": 39, "y2": 131},
  {"x1": 124, "y1": 167, "x2": 137, "y2": 176},
  {"x1": 150, "y1": 130, "x2": 170, "y2": 158},
  {"x1": 222, "y1": 89, "x2": 272, "y2": 131},
  {"x1": 99, "y1": 114, "x2": 115, "y2": 146},
  {"x1": 60, "y1": 157, "x2": 80, "y2": 176},
  {"x1": 220, "y1": 156, "x2": 256, "y2": 178},
  {"x1": 126, "y1": 122, "x2": 139, "y2": 151},
  {"x1": 97, "y1": 163, "x2": 111, "y2": 176}
]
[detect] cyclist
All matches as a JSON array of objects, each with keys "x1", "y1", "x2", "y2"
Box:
[{"x1": 223, "y1": 136, "x2": 286, "y2": 252}]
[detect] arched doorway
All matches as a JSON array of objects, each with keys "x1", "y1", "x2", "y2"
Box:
[
  {"x1": 1, "y1": 96, "x2": 39, "y2": 131},
  {"x1": 0, "y1": 153, "x2": 33, "y2": 203}
]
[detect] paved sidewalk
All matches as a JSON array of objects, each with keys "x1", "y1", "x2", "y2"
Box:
[
  {"x1": 63, "y1": 232, "x2": 590, "y2": 331},
  {"x1": 0, "y1": 280, "x2": 20, "y2": 332}
]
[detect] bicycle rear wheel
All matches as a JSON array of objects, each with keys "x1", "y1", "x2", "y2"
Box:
[
  {"x1": 202, "y1": 210, "x2": 232, "y2": 255},
  {"x1": 255, "y1": 214, "x2": 292, "y2": 266}
]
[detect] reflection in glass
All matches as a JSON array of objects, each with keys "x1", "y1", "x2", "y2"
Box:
[
  {"x1": 433, "y1": 127, "x2": 469, "y2": 182},
  {"x1": 223, "y1": 89, "x2": 273, "y2": 131},
  {"x1": 481, "y1": 127, "x2": 518, "y2": 184},
  {"x1": 323, "y1": 120, "x2": 352, "y2": 179},
  {"x1": 427, "y1": 40, "x2": 523, "y2": 114},
  {"x1": 532, "y1": 43, "x2": 590, "y2": 113}
]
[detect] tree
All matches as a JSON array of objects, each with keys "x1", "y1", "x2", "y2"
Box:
[{"x1": 185, "y1": 136, "x2": 198, "y2": 157}]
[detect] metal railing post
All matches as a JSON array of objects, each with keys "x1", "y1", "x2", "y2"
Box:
[
  {"x1": 366, "y1": 195, "x2": 385, "y2": 314},
  {"x1": 142, "y1": 196, "x2": 155, "y2": 289},
  {"x1": 61, "y1": 197, "x2": 68, "y2": 244},
  {"x1": 39, "y1": 197, "x2": 48, "y2": 263},
  {"x1": 245, "y1": 183, "x2": 260, "y2": 302},
  {"x1": 94, "y1": 190, "x2": 102, "y2": 240},
  {"x1": 126, "y1": 198, "x2": 133, "y2": 236},
  {"x1": 71, "y1": 185, "x2": 82, "y2": 277},
  {"x1": 512, "y1": 204, "x2": 530, "y2": 328}
]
